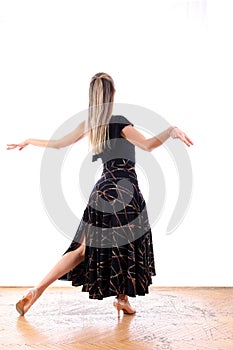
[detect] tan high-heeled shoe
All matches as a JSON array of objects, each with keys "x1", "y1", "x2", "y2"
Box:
[
  {"x1": 113, "y1": 296, "x2": 136, "y2": 318},
  {"x1": 16, "y1": 287, "x2": 40, "y2": 316}
]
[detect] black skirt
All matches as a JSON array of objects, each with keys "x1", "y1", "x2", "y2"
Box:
[{"x1": 60, "y1": 158, "x2": 156, "y2": 299}]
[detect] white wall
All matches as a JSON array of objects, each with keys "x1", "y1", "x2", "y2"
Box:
[{"x1": 1, "y1": 0, "x2": 232, "y2": 287}]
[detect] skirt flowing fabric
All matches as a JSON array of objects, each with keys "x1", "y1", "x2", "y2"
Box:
[{"x1": 60, "y1": 158, "x2": 156, "y2": 299}]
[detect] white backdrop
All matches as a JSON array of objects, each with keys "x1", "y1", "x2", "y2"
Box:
[{"x1": 1, "y1": 0, "x2": 232, "y2": 287}]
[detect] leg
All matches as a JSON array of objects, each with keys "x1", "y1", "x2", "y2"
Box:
[
  {"x1": 16, "y1": 243, "x2": 85, "y2": 315},
  {"x1": 113, "y1": 293, "x2": 136, "y2": 317},
  {"x1": 36, "y1": 243, "x2": 85, "y2": 295},
  {"x1": 118, "y1": 294, "x2": 127, "y2": 300}
]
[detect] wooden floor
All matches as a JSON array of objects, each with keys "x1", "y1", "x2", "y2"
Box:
[{"x1": 0, "y1": 287, "x2": 233, "y2": 350}]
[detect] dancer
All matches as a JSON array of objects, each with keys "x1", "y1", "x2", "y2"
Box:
[{"x1": 7, "y1": 72, "x2": 193, "y2": 317}]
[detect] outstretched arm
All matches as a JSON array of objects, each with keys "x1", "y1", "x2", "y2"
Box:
[
  {"x1": 121, "y1": 125, "x2": 193, "y2": 151},
  {"x1": 7, "y1": 120, "x2": 88, "y2": 151}
]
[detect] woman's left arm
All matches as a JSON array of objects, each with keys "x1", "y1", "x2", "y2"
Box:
[{"x1": 7, "y1": 120, "x2": 88, "y2": 151}]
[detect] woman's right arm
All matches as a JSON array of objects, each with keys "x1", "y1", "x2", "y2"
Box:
[{"x1": 121, "y1": 125, "x2": 193, "y2": 150}]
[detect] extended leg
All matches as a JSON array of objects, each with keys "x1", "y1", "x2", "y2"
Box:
[
  {"x1": 16, "y1": 243, "x2": 85, "y2": 315},
  {"x1": 36, "y1": 243, "x2": 85, "y2": 294}
]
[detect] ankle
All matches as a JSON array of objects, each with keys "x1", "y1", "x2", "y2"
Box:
[
  {"x1": 117, "y1": 294, "x2": 128, "y2": 301},
  {"x1": 34, "y1": 286, "x2": 44, "y2": 296}
]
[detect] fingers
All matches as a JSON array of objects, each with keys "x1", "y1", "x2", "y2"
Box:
[
  {"x1": 181, "y1": 135, "x2": 191, "y2": 147},
  {"x1": 181, "y1": 133, "x2": 193, "y2": 147},
  {"x1": 179, "y1": 135, "x2": 189, "y2": 147},
  {"x1": 174, "y1": 132, "x2": 193, "y2": 147},
  {"x1": 6, "y1": 143, "x2": 26, "y2": 150},
  {"x1": 184, "y1": 138, "x2": 191, "y2": 147},
  {"x1": 6, "y1": 144, "x2": 17, "y2": 150},
  {"x1": 185, "y1": 134, "x2": 194, "y2": 145}
]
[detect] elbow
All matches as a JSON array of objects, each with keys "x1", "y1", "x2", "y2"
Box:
[
  {"x1": 147, "y1": 145, "x2": 156, "y2": 152},
  {"x1": 140, "y1": 145, "x2": 152, "y2": 152},
  {"x1": 142, "y1": 141, "x2": 153, "y2": 152},
  {"x1": 132, "y1": 140, "x2": 151, "y2": 152},
  {"x1": 46, "y1": 139, "x2": 66, "y2": 149},
  {"x1": 145, "y1": 139, "x2": 162, "y2": 152},
  {"x1": 53, "y1": 140, "x2": 63, "y2": 149},
  {"x1": 54, "y1": 138, "x2": 77, "y2": 149}
]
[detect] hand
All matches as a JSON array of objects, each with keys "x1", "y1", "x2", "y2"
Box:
[
  {"x1": 6, "y1": 140, "x2": 29, "y2": 151},
  {"x1": 169, "y1": 127, "x2": 193, "y2": 147}
]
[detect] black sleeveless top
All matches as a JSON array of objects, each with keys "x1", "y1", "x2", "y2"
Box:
[{"x1": 92, "y1": 115, "x2": 135, "y2": 164}]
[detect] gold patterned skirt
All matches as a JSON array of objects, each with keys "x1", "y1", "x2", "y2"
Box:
[{"x1": 60, "y1": 158, "x2": 156, "y2": 299}]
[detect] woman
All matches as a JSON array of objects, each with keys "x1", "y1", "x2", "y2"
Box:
[{"x1": 7, "y1": 72, "x2": 193, "y2": 317}]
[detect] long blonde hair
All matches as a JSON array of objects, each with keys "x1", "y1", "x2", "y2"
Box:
[{"x1": 87, "y1": 72, "x2": 116, "y2": 154}]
